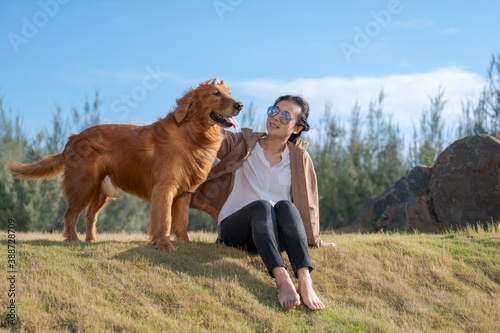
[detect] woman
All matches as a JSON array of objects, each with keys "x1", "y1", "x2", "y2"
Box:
[{"x1": 191, "y1": 78, "x2": 335, "y2": 310}]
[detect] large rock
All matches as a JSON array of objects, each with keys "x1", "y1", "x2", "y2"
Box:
[
  {"x1": 429, "y1": 134, "x2": 500, "y2": 225},
  {"x1": 373, "y1": 165, "x2": 432, "y2": 220},
  {"x1": 351, "y1": 165, "x2": 435, "y2": 230},
  {"x1": 375, "y1": 189, "x2": 437, "y2": 230},
  {"x1": 351, "y1": 133, "x2": 500, "y2": 231}
]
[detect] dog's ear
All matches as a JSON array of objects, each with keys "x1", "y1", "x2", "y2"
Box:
[{"x1": 174, "y1": 89, "x2": 195, "y2": 123}]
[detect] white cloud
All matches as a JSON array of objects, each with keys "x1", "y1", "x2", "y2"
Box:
[{"x1": 232, "y1": 68, "x2": 486, "y2": 138}]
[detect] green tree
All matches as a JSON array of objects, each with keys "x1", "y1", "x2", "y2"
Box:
[
  {"x1": 45, "y1": 106, "x2": 67, "y2": 155},
  {"x1": 457, "y1": 53, "x2": 500, "y2": 137},
  {"x1": 311, "y1": 101, "x2": 348, "y2": 229},
  {"x1": 364, "y1": 90, "x2": 405, "y2": 191},
  {"x1": 486, "y1": 53, "x2": 500, "y2": 130},
  {"x1": 311, "y1": 93, "x2": 406, "y2": 230},
  {"x1": 347, "y1": 92, "x2": 405, "y2": 226},
  {"x1": 72, "y1": 90, "x2": 102, "y2": 133},
  {"x1": 0, "y1": 95, "x2": 65, "y2": 231},
  {"x1": 0, "y1": 96, "x2": 26, "y2": 228},
  {"x1": 409, "y1": 90, "x2": 446, "y2": 167}
]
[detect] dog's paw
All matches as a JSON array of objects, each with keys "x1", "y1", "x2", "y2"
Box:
[
  {"x1": 64, "y1": 237, "x2": 81, "y2": 242},
  {"x1": 154, "y1": 237, "x2": 178, "y2": 252},
  {"x1": 157, "y1": 243, "x2": 179, "y2": 252},
  {"x1": 176, "y1": 235, "x2": 190, "y2": 243}
]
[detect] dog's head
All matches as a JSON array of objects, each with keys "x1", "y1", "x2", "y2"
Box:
[{"x1": 174, "y1": 83, "x2": 242, "y2": 129}]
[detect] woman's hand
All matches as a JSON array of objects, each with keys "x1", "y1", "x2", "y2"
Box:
[
  {"x1": 320, "y1": 239, "x2": 337, "y2": 248},
  {"x1": 199, "y1": 78, "x2": 224, "y2": 86}
]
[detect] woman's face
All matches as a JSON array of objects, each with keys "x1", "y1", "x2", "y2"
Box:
[{"x1": 266, "y1": 100, "x2": 303, "y2": 139}]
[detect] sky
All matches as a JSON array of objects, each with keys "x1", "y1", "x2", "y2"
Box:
[{"x1": 1, "y1": 0, "x2": 499, "y2": 143}]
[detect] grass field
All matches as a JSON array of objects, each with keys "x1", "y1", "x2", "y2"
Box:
[{"x1": 1, "y1": 224, "x2": 499, "y2": 332}]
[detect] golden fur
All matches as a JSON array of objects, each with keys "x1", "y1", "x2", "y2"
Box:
[{"x1": 8, "y1": 84, "x2": 242, "y2": 252}]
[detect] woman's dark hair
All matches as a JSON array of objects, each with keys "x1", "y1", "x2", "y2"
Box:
[{"x1": 273, "y1": 95, "x2": 310, "y2": 142}]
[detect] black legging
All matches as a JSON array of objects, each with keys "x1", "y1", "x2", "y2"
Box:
[{"x1": 219, "y1": 200, "x2": 313, "y2": 278}]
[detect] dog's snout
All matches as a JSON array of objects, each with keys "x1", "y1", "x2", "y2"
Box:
[
  {"x1": 232, "y1": 102, "x2": 243, "y2": 116},
  {"x1": 234, "y1": 102, "x2": 243, "y2": 111}
]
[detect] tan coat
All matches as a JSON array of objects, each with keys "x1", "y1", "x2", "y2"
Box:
[{"x1": 191, "y1": 128, "x2": 321, "y2": 247}]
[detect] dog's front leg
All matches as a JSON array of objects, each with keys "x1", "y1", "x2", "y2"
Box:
[
  {"x1": 149, "y1": 185, "x2": 177, "y2": 252},
  {"x1": 171, "y1": 192, "x2": 192, "y2": 243}
]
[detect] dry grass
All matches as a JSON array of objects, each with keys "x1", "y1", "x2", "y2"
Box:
[{"x1": 1, "y1": 224, "x2": 499, "y2": 332}]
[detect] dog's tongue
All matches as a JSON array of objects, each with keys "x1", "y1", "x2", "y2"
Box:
[{"x1": 224, "y1": 116, "x2": 238, "y2": 129}]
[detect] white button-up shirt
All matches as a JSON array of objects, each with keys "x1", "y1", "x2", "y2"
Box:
[{"x1": 218, "y1": 141, "x2": 292, "y2": 223}]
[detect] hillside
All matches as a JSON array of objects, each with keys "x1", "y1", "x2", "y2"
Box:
[{"x1": 1, "y1": 226, "x2": 499, "y2": 332}]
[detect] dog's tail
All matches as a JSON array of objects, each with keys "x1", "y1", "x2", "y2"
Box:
[{"x1": 8, "y1": 153, "x2": 65, "y2": 180}]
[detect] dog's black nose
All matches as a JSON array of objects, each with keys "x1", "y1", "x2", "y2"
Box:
[{"x1": 234, "y1": 102, "x2": 243, "y2": 111}]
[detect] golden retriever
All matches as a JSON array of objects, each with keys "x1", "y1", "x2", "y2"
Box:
[{"x1": 8, "y1": 83, "x2": 241, "y2": 252}]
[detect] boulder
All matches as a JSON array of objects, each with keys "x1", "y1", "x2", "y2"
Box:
[
  {"x1": 375, "y1": 189, "x2": 436, "y2": 230},
  {"x1": 351, "y1": 133, "x2": 500, "y2": 231},
  {"x1": 373, "y1": 165, "x2": 432, "y2": 220},
  {"x1": 350, "y1": 192, "x2": 381, "y2": 228},
  {"x1": 351, "y1": 165, "x2": 435, "y2": 230},
  {"x1": 429, "y1": 134, "x2": 500, "y2": 225}
]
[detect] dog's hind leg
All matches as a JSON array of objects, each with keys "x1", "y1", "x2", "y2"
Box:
[
  {"x1": 171, "y1": 192, "x2": 191, "y2": 243},
  {"x1": 61, "y1": 201, "x2": 89, "y2": 242},
  {"x1": 61, "y1": 168, "x2": 100, "y2": 242},
  {"x1": 85, "y1": 190, "x2": 109, "y2": 242},
  {"x1": 84, "y1": 175, "x2": 118, "y2": 242}
]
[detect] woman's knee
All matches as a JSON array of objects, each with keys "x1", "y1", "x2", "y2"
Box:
[
  {"x1": 274, "y1": 200, "x2": 304, "y2": 229},
  {"x1": 275, "y1": 200, "x2": 295, "y2": 210},
  {"x1": 274, "y1": 200, "x2": 299, "y2": 218},
  {"x1": 253, "y1": 199, "x2": 274, "y2": 211},
  {"x1": 249, "y1": 200, "x2": 275, "y2": 225}
]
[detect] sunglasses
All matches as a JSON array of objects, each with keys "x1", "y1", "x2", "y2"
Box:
[{"x1": 267, "y1": 106, "x2": 292, "y2": 125}]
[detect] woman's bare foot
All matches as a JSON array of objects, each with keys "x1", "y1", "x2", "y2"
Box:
[
  {"x1": 272, "y1": 267, "x2": 300, "y2": 309},
  {"x1": 297, "y1": 267, "x2": 325, "y2": 310}
]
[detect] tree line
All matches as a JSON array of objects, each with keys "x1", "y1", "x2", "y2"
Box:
[{"x1": 1, "y1": 54, "x2": 499, "y2": 233}]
